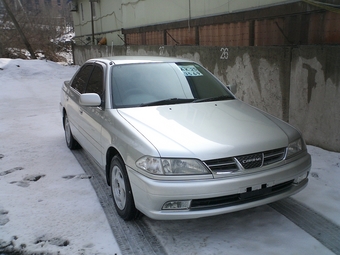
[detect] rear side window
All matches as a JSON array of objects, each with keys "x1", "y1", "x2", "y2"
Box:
[
  {"x1": 85, "y1": 65, "x2": 104, "y2": 99},
  {"x1": 71, "y1": 65, "x2": 93, "y2": 93}
]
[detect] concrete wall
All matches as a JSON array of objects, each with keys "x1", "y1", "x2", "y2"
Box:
[
  {"x1": 72, "y1": 45, "x2": 340, "y2": 152},
  {"x1": 290, "y1": 47, "x2": 340, "y2": 152}
]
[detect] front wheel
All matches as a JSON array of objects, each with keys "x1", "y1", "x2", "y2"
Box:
[{"x1": 110, "y1": 156, "x2": 139, "y2": 220}]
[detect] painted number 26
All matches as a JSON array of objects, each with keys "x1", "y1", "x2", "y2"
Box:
[{"x1": 220, "y1": 48, "x2": 229, "y2": 60}]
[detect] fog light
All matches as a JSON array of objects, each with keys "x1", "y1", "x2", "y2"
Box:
[
  {"x1": 162, "y1": 200, "x2": 191, "y2": 210},
  {"x1": 294, "y1": 172, "x2": 309, "y2": 184}
]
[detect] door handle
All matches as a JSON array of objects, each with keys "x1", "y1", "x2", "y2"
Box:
[{"x1": 79, "y1": 109, "x2": 83, "y2": 115}]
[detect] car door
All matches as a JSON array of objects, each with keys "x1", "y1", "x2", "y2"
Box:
[
  {"x1": 67, "y1": 64, "x2": 93, "y2": 145},
  {"x1": 78, "y1": 63, "x2": 105, "y2": 166}
]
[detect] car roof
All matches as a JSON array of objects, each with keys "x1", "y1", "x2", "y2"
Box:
[{"x1": 87, "y1": 56, "x2": 193, "y2": 65}]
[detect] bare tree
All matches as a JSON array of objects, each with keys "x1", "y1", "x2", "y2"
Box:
[
  {"x1": 1, "y1": 0, "x2": 36, "y2": 59},
  {"x1": 0, "y1": 0, "x2": 73, "y2": 61}
]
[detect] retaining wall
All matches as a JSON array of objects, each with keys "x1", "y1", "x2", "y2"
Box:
[{"x1": 73, "y1": 45, "x2": 340, "y2": 152}]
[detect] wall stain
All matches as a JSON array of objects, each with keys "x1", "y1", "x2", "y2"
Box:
[{"x1": 302, "y1": 63, "x2": 317, "y2": 104}]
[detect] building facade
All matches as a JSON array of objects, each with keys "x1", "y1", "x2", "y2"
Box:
[{"x1": 69, "y1": 0, "x2": 340, "y2": 46}]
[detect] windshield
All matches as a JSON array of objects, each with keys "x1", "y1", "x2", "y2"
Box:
[{"x1": 111, "y1": 62, "x2": 234, "y2": 108}]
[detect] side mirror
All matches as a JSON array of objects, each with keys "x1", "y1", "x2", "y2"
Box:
[
  {"x1": 227, "y1": 84, "x2": 237, "y2": 94},
  {"x1": 79, "y1": 93, "x2": 101, "y2": 107}
]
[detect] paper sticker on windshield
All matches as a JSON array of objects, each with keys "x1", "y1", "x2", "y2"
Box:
[{"x1": 179, "y1": 66, "x2": 203, "y2": 77}]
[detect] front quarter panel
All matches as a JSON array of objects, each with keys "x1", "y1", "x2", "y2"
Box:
[{"x1": 100, "y1": 109, "x2": 160, "y2": 171}]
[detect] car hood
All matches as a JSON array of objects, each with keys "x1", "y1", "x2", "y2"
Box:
[{"x1": 118, "y1": 100, "x2": 294, "y2": 160}]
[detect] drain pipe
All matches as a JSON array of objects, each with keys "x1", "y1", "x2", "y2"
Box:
[
  {"x1": 90, "y1": 0, "x2": 95, "y2": 44},
  {"x1": 188, "y1": 0, "x2": 191, "y2": 31}
]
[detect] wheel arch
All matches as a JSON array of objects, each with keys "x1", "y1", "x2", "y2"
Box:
[
  {"x1": 106, "y1": 147, "x2": 122, "y2": 186},
  {"x1": 62, "y1": 108, "x2": 66, "y2": 129}
]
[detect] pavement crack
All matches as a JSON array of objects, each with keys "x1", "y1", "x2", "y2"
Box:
[
  {"x1": 0, "y1": 209, "x2": 10, "y2": 226},
  {"x1": 62, "y1": 174, "x2": 92, "y2": 180},
  {"x1": 23, "y1": 174, "x2": 45, "y2": 182},
  {"x1": 10, "y1": 174, "x2": 45, "y2": 187},
  {"x1": 35, "y1": 236, "x2": 70, "y2": 247},
  {"x1": 0, "y1": 167, "x2": 24, "y2": 177}
]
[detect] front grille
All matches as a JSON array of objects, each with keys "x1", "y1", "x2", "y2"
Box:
[
  {"x1": 190, "y1": 180, "x2": 294, "y2": 210},
  {"x1": 263, "y1": 148, "x2": 286, "y2": 166},
  {"x1": 204, "y1": 157, "x2": 238, "y2": 173},
  {"x1": 236, "y1": 153, "x2": 263, "y2": 169},
  {"x1": 204, "y1": 148, "x2": 286, "y2": 173}
]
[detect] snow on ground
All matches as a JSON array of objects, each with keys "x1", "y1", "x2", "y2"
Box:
[
  {"x1": 0, "y1": 58, "x2": 339, "y2": 255},
  {"x1": 144, "y1": 204, "x2": 332, "y2": 255},
  {"x1": 294, "y1": 146, "x2": 340, "y2": 226},
  {"x1": 0, "y1": 59, "x2": 121, "y2": 255}
]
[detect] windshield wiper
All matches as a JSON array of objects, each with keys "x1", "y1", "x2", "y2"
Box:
[
  {"x1": 193, "y1": 95, "x2": 234, "y2": 103},
  {"x1": 140, "y1": 98, "x2": 195, "y2": 107}
]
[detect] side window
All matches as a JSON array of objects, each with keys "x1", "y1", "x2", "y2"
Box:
[
  {"x1": 85, "y1": 65, "x2": 104, "y2": 99},
  {"x1": 71, "y1": 65, "x2": 93, "y2": 93}
]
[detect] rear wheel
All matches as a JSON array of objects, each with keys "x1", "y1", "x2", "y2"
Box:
[
  {"x1": 64, "y1": 114, "x2": 80, "y2": 150},
  {"x1": 110, "y1": 156, "x2": 139, "y2": 220}
]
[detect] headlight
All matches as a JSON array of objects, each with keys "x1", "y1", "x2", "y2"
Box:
[
  {"x1": 136, "y1": 156, "x2": 162, "y2": 174},
  {"x1": 136, "y1": 156, "x2": 210, "y2": 175},
  {"x1": 161, "y1": 158, "x2": 209, "y2": 175},
  {"x1": 286, "y1": 138, "x2": 304, "y2": 158}
]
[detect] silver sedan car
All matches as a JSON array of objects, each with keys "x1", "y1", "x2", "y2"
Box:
[{"x1": 60, "y1": 56, "x2": 311, "y2": 220}]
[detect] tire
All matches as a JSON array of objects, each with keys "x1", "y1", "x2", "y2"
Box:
[
  {"x1": 110, "y1": 156, "x2": 139, "y2": 220},
  {"x1": 64, "y1": 114, "x2": 80, "y2": 150}
]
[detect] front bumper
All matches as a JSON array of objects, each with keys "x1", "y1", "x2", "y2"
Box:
[{"x1": 127, "y1": 153, "x2": 311, "y2": 220}]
